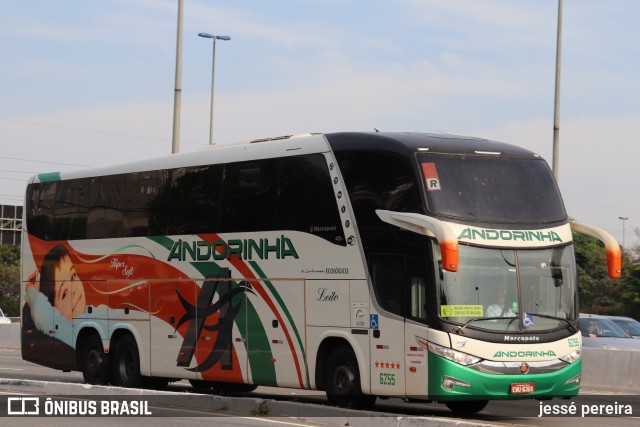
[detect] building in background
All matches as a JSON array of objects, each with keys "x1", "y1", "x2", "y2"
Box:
[{"x1": 0, "y1": 205, "x2": 22, "y2": 245}]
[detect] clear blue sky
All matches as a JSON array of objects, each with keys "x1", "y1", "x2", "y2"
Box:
[{"x1": 1, "y1": 0, "x2": 639, "y2": 247}]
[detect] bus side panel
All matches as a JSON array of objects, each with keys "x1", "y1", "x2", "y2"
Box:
[
  {"x1": 149, "y1": 279, "x2": 199, "y2": 379},
  {"x1": 247, "y1": 279, "x2": 306, "y2": 389}
]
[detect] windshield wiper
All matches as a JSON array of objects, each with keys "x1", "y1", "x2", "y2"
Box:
[
  {"x1": 526, "y1": 313, "x2": 577, "y2": 333},
  {"x1": 455, "y1": 316, "x2": 518, "y2": 335}
]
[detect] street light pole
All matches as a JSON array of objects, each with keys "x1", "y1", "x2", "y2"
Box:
[
  {"x1": 552, "y1": 0, "x2": 563, "y2": 181},
  {"x1": 619, "y1": 216, "x2": 629, "y2": 250},
  {"x1": 171, "y1": 0, "x2": 183, "y2": 154},
  {"x1": 198, "y1": 33, "x2": 231, "y2": 146}
]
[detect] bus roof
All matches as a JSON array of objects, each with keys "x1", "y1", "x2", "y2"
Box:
[
  {"x1": 28, "y1": 131, "x2": 539, "y2": 185},
  {"x1": 326, "y1": 132, "x2": 540, "y2": 158}
]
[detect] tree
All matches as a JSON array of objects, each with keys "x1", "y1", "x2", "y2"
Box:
[
  {"x1": 0, "y1": 245, "x2": 20, "y2": 317},
  {"x1": 574, "y1": 229, "x2": 640, "y2": 319}
]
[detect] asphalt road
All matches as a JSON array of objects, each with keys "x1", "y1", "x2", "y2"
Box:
[{"x1": 1, "y1": 348, "x2": 638, "y2": 426}]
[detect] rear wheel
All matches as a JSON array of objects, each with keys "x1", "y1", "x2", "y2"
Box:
[
  {"x1": 325, "y1": 345, "x2": 376, "y2": 409},
  {"x1": 81, "y1": 334, "x2": 110, "y2": 385},
  {"x1": 112, "y1": 334, "x2": 142, "y2": 388},
  {"x1": 444, "y1": 400, "x2": 489, "y2": 415}
]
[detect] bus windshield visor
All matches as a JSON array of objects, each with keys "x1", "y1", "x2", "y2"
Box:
[
  {"x1": 418, "y1": 154, "x2": 566, "y2": 224},
  {"x1": 435, "y1": 244, "x2": 578, "y2": 332}
]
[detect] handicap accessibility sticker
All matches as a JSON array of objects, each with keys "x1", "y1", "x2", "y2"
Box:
[
  {"x1": 370, "y1": 314, "x2": 379, "y2": 330},
  {"x1": 523, "y1": 313, "x2": 535, "y2": 328}
]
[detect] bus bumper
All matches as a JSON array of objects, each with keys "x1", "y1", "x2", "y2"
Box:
[{"x1": 427, "y1": 352, "x2": 581, "y2": 401}]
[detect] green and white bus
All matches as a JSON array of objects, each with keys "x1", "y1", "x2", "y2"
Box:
[{"x1": 21, "y1": 132, "x2": 620, "y2": 413}]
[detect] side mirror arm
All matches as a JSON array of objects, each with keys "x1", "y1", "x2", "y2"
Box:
[
  {"x1": 569, "y1": 220, "x2": 622, "y2": 278},
  {"x1": 376, "y1": 210, "x2": 459, "y2": 272}
]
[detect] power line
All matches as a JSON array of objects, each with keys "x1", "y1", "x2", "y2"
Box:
[
  {"x1": 0, "y1": 156, "x2": 90, "y2": 167},
  {"x1": 0, "y1": 177, "x2": 29, "y2": 182},
  {"x1": 0, "y1": 117, "x2": 204, "y2": 146}
]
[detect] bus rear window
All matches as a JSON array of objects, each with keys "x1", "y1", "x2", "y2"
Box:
[{"x1": 418, "y1": 154, "x2": 566, "y2": 224}]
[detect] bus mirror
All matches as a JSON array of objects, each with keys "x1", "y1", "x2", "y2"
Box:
[
  {"x1": 569, "y1": 220, "x2": 622, "y2": 279},
  {"x1": 376, "y1": 210, "x2": 459, "y2": 272}
]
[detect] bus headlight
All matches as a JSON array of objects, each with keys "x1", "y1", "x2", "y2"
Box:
[
  {"x1": 427, "y1": 342, "x2": 481, "y2": 366},
  {"x1": 559, "y1": 349, "x2": 581, "y2": 364}
]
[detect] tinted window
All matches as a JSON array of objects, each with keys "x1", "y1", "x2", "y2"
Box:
[
  {"x1": 54, "y1": 178, "x2": 89, "y2": 240},
  {"x1": 371, "y1": 255, "x2": 404, "y2": 316},
  {"x1": 86, "y1": 175, "x2": 126, "y2": 239},
  {"x1": 26, "y1": 182, "x2": 56, "y2": 240},
  {"x1": 418, "y1": 154, "x2": 566, "y2": 224},
  {"x1": 169, "y1": 165, "x2": 222, "y2": 235},
  {"x1": 221, "y1": 159, "x2": 277, "y2": 233},
  {"x1": 277, "y1": 154, "x2": 345, "y2": 245},
  {"x1": 336, "y1": 152, "x2": 421, "y2": 227},
  {"x1": 124, "y1": 170, "x2": 168, "y2": 237},
  {"x1": 26, "y1": 154, "x2": 345, "y2": 244}
]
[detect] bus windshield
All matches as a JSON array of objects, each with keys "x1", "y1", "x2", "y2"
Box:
[
  {"x1": 435, "y1": 244, "x2": 578, "y2": 332},
  {"x1": 417, "y1": 153, "x2": 566, "y2": 224}
]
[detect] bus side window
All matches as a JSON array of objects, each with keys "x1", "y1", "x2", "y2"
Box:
[
  {"x1": 277, "y1": 154, "x2": 345, "y2": 246},
  {"x1": 221, "y1": 160, "x2": 277, "y2": 233},
  {"x1": 86, "y1": 175, "x2": 126, "y2": 239},
  {"x1": 167, "y1": 165, "x2": 222, "y2": 235},
  {"x1": 54, "y1": 179, "x2": 88, "y2": 241},
  {"x1": 370, "y1": 255, "x2": 404, "y2": 316},
  {"x1": 27, "y1": 182, "x2": 56, "y2": 240}
]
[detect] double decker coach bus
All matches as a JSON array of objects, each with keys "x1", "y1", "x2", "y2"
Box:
[{"x1": 21, "y1": 132, "x2": 621, "y2": 413}]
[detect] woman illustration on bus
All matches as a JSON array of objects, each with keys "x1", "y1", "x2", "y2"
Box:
[{"x1": 24, "y1": 245, "x2": 87, "y2": 347}]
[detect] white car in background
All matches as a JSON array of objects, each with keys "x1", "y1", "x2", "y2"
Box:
[
  {"x1": 0, "y1": 308, "x2": 11, "y2": 324},
  {"x1": 580, "y1": 313, "x2": 640, "y2": 350},
  {"x1": 604, "y1": 315, "x2": 640, "y2": 339}
]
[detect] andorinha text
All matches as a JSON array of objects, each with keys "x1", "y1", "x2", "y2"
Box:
[
  {"x1": 168, "y1": 236, "x2": 299, "y2": 262},
  {"x1": 458, "y1": 228, "x2": 563, "y2": 243},
  {"x1": 493, "y1": 350, "x2": 557, "y2": 358}
]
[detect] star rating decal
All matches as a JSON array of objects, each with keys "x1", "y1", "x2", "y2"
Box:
[{"x1": 375, "y1": 361, "x2": 401, "y2": 370}]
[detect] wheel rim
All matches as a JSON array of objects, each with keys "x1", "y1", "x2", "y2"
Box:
[
  {"x1": 333, "y1": 364, "x2": 355, "y2": 393},
  {"x1": 118, "y1": 349, "x2": 135, "y2": 382},
  {"x1": 85, "y1": 350, "x2": 102, "y2": 378}
]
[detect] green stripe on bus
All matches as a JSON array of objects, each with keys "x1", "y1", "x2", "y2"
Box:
[
  {"x1": 236, "y1": 295, "x2": 278, "y2": 386},
  {"x1": 38, "y1": 172, "x2": 61, "y2": 182},
  {"x1": 249, "y1": 260, "x2": 310, "y2": 386},
  {"x1": 147, "y1": 236, "x2": 176, "y2": 251}
]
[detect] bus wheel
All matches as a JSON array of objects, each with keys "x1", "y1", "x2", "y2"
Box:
[
  {"x1": 112, "y1": 334, "x2": 142, "y2": 388},
  {"x1": 325, "y1": 345, "x2": 376, "y2": 409},
  {"x1": 445, "y1": 400, "x2": 488, "y2": 415},
  {"x1": 81, "y1": 334, "x2": 110, "y2": 385}
]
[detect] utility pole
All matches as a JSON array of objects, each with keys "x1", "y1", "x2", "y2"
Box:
[
  {"x1": 552, "y1": 0, "x2": 563, "y2": 181},
  {"x1": 171, "y1": 0, "x2": 184, "y2": 154}
]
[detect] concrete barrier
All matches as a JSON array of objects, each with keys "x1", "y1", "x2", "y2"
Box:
[
  {"x1": 580, "y1": 347, "x2": 640, "y2": 393},
  {"x1": 0, "y1": 324, "x2": 20, "y2": 349}
]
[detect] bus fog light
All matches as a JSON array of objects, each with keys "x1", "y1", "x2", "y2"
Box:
[
  {"x1": 565, "y1": 374, "x2": 581, "y2": 386},
  {"x1": 443, "y1": 375, "x2": 471, "y2": 390}
]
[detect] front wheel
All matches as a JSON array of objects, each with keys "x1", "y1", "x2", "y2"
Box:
[
  {"x1": 81, "y1": 334, "x2": 110, "y2": 385},
  {"x1": 325, "y1": 345, "x2": 376, "y2": 409},
  {"x1": 112, "y1": 334, "x2": 142, "y2": 388},
  {"x1": 445, "y1": 400, "x2": 489, "y2": 415}
]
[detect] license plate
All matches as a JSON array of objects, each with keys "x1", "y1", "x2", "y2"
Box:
[{"x1": 510, "y1": 382, "x2": 535, "y2": 394}]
